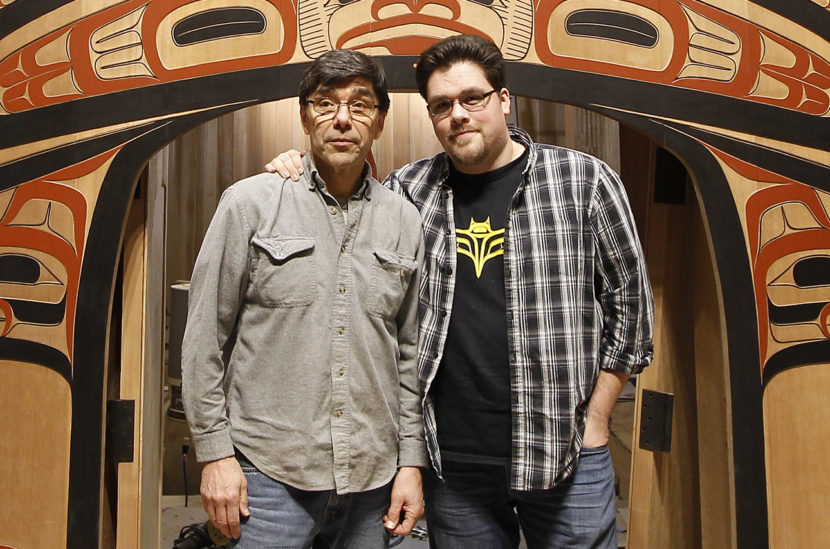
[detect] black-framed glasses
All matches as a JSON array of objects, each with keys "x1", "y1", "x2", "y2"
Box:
[
  {"x1": 305, "y1": 97, "x2": 380, "y2": 119},
  {"x1": 426, "y1": 89, "x2": 498, "y2": 118}
]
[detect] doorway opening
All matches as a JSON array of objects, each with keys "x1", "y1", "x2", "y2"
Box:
[{"x1": 114, "y1": 92, "x2": 730, "y2": 548}]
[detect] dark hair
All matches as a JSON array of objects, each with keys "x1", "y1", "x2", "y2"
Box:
[
  {"x1": 298, "y1": 49, "x2": 390, "y2": 113},
  {"x1": 415, "y1": 35, "x2": 506, "y2": 99}
]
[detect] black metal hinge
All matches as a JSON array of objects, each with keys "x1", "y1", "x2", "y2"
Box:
[
  {"x1": 639, "y1": 389, "x2": 674, "y2": 452},
  {"x1": 105, "y1": 399, "x2": 135, "y2": 463}
]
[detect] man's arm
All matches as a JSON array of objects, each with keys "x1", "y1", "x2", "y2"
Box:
[
  {"x1": 583, "y1": 370, "x2": 629, "y2": 447},
  {"x1": 384, "y1": 205, "x2": 427, "y2": 534},
  {"x1": 586, "y1": 162, "x2": 654, "y2": 446},
  {"x1": 181, "y1": 187, "x2": 252, "y2": 538}
]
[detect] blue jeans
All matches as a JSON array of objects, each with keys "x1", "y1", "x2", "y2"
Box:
[
  {"x1": 231, "y1": 455, "x2": 391, "y2": 549},
  {"x1": 423, "y1": 446, "x2": 617, "y2": 549}
]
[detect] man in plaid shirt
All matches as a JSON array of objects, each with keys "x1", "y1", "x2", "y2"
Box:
[{"x1": 269, "y1": 34, "x2": 654, "y2": 549}]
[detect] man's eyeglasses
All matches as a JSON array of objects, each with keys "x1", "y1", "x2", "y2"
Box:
[
  {"x1": 426, "y1": 89, "x2": 498, "y2": 118},
  {"x1": 305, "y1": 97, "x2": 380, "y2": 119}
]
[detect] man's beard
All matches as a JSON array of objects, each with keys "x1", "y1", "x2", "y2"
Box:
[{"x1": 447, "y1": 132, "x2": 490, "y2": 169}]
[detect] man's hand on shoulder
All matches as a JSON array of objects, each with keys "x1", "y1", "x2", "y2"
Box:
[
  {"x1": 384, "y1": 466, "x2": 424, "y2": 536},
  {"x1": 265, "y1": 150, "x2": 305, "y2": 181},
  {"x1": 200, "y1": 455, "x2": 250, "y2": 539}
]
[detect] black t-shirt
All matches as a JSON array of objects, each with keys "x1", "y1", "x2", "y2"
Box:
[{"x1": 433, "y1": 149, "x2": 527, "y2": 462}]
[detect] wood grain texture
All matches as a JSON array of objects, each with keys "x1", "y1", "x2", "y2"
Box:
[
  {"x1": 2, "y1": 1, "x2": 829, "y2": 547},
  {"x1": 0, "y1": 361, "x2": 71, "y2": 549},
  {"x1": 764, "y1": 365, "x2": 830, "y2": 548}
]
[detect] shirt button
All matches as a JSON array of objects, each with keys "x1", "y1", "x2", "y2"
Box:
[
  {"x1": 339, "y1": 287, "x2": 346, "y2": 294},
  {"x1": 335, "y1": 410, "x2": 343, "y2": 418},
  {"x1": 339, "y1": 368, "x2": 345, "y2": 376},
  {"x1": 433, "y1": 352, "x2": 439, "y2": 359},
  {"x1": 341, "y1": 245, "x2": 346, "y2": 253},
  {"x1": 338, "y1": 327, "x2": 345, "y2": 335},
  {"x1": 330, "y1": 206, "x2": 338, "y2": 215}
]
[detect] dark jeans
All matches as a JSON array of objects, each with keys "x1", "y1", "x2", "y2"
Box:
[{"x1": 423, "y1": 446, "x2": 617, "y2": 548}]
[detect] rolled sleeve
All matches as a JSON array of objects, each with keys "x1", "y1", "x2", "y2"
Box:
[{"x1": 591, "y1": 164, "x2": 655, "y2": 375}]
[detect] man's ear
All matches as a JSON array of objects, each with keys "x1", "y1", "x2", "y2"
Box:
[
  {"x1": 499, "y1": 88, "x2": 511, "y2": 116},
  {"x1": 373, "y1": 112, "x2": 386, "y2": 140},
  {"x1": 299, "y1": 104, "x2": 311, "y2": 135}
]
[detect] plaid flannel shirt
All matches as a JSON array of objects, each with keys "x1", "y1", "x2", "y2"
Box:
[{"x1": 385, "y1": 127, "x2": 654, "y2": 490}]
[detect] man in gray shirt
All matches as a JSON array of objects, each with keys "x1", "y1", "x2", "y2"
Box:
[{"x1": 182, "y1": 49, "x2": 427, "y2": 547}]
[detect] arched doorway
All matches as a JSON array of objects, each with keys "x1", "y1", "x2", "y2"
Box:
[{"x1": 117, "y1": 93, "x2": 734, "y2": 548}]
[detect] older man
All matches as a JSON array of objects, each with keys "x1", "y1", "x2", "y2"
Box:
[{"x1": 182, "y1": 49, "x2": 426, "y2": 547}]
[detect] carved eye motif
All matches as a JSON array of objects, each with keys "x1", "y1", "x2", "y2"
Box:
[
  {"x1": 566, "y1": 10, "x2": 659, "y2": 48},
  {"x1": 173, "y1": 8, "x2": 267, "y2": 46}
]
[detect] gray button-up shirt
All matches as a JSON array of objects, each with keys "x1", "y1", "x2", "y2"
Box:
[{"x1": 182, "y1": 154, "x2": 427, "y2": 494}]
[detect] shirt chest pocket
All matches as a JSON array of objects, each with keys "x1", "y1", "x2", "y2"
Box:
[
  {"x1": 250, "y1": 235, "x2": 317, "y2": 307},
  {"x1": 368, "y1": 249, "x2": 417, "y2": 319}
]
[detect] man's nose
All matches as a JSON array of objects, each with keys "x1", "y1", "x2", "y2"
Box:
[
  {"x1": 449, "y1": 100, "x2": 470, "y2": 123},
  {"x1": 332, "y1": 103, "x2": 353, "y2": 128}
]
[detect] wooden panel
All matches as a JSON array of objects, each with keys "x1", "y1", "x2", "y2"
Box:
[
  {"x1": 627, "y1": 172, "x2": 737, "y2": 548},
  {"x1": 515, "y1": 98, "x2": 566, "y2": 148},
  {"x1": 116, "y1": 177, "x2": 146, "y2": 548},
  {"x1": 563, "y1": 105, "x2": 620, "y2": 173},
  {"x1": 114, "y1": 169, "x2": 166, "y2": 548},
  {"x1": 377, "y1": 93, "x2": 443, "y2": 181},
  {"x1": 765, "y1": 365, "x2": 830, "y2": 548},
  {"x1": 628, "y1": 187, "x2": 702, "y2": 548},
  {"x1": 0, "y1": 362, "x2": 71, "y2": 549},
  {"x1": 140, "y1": 156, "x2": 168, "y2": 549}
]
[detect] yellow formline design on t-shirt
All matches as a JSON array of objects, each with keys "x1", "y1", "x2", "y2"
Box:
[{"x1": 457, "y1": 217, "x2": 505, "y2": 278}]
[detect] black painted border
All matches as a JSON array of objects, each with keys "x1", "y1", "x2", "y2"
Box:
[{"x1": 0, "y1": 54, "x2": 813, "y2": 549}]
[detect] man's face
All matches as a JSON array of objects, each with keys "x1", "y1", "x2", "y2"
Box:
[
  {"x1": 301, "y1": 77, "x2": 386, "y2": 176},
  {"x1": 425, "y1": 61, "x2": 512, "y2": 174}
]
